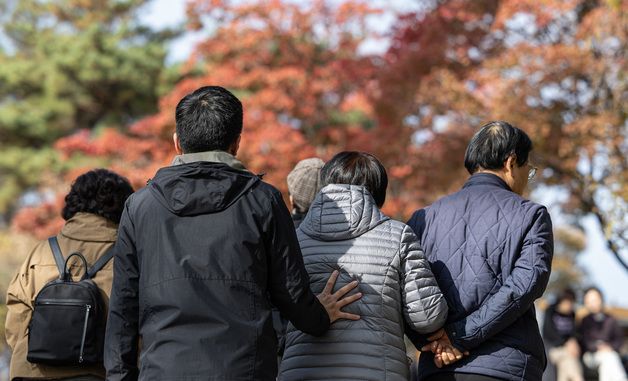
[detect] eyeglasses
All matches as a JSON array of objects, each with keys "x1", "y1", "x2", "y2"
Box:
[{"x1": 528, "y1": 165, "x2": 538, "y2": 180}]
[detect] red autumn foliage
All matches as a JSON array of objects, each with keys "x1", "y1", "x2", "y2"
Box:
[{"x1": 12, "y1": 0, "x2": 627, "y2": 272}]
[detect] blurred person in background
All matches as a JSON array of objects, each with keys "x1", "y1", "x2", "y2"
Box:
[
  {"x1": 279, "y1": 151, "x2": 448, "y2": 381},
  {"x1": 286, "y1": 157, "x2": 325, "y2": 228},
  {"x1": 578, "y1": 287, "x2": 627, "y2": 381},
  {"x1": 5, "y1": 169, "x2": 134, "y2": 381},
  {"x1": 543, "y1": 288, "x2": 583, "y2": 381}
]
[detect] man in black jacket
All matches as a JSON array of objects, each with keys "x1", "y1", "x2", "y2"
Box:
[{"x1": 104, "y1": 86, "x2": 361, "y2": 381}]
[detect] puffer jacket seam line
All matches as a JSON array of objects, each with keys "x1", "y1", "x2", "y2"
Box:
[{"x1": 380, "y1": 224, "x2": 403, "y2": 380}]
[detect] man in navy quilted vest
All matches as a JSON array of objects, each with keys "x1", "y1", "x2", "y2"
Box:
[{"x1": 407, "y1": 121, "x2": 554, "y2": 381}]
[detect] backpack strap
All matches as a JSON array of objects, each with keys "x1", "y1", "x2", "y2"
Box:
[
  {"x1": 86, "y1": 246, "x2": 115, "y2": 279},
  {"x1": 48, "y1": 236, "x2": 66, "y2": 279}
]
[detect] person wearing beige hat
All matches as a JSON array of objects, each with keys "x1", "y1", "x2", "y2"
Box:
[{"x1": 287, "y1": 157, "x2": 325, "y2": 228}]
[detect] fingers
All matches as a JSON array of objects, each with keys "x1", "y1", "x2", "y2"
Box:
[
  {"x1": 434, "y1": 355, "x2": 443, "y2": 368},
  {"x1": 419, "y1": 339, "x2": 445, "y2": 354},
  {"x1": 337, "y1": 312, "x2": 360, "y2": 321},
  {"x1": 428, "y1": 344, "x2": 468, "y2": 367},
  {"x1": 332, "y1": 280, "x2": 359, "y2": 299},
  {"x1": 452, "y1": 348, "x2": 463, "y2": 360},
  {"x1": 337, "y1": 292, "x2": 362, "y2": 307},
  {"x1": 323, "y1": 270, "x2": 339, "y2": 294},
  {"x1": 432, "y1": 341, "x2": 439, "y2": 354},
  {"x1": 443, "y1": 349, "x2": 457, "y2": 365}
]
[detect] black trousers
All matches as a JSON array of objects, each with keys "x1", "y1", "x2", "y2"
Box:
[{"x1": 424, "y1": 373, "x2": 506, "y2": 381}]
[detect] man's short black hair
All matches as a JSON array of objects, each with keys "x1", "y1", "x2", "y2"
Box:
[
  {"x1": 62, "y1": 169, "x2": 134, "y2": 224},
  {"x1": 175, "y1": 86, "x2": 243, "y2": 153},
  {"x1": 321, "y1": 151, "x2": 388, "y2": 207},
  {"x1": 464, "y1": 121, "x2": 533, "y2": 174},
  {"x1": 584, "y1": 286, "x2": 604, "y2": 301}
]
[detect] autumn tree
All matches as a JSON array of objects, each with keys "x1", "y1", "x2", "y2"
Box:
[
  {"x1": 9, "y1": 0, "x2": 627, "y2": 279},
  {"x1": 0, "y1": 0, "x2": 176, "y2": 218},
  {"x1": 367, "y1": 0, "x2": 500, "y2": 215},
  {"x1": 380, "y1": 0, "x2": 627, "y2": 270},
  {"x1": 477, "y1": 0, "x2": 628, "y2": 270},
  {"x1": 33, "y1": 0, "x2": 383, "y2": 219}
]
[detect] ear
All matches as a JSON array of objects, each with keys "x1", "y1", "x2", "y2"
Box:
[
  {"x1": 505, "y1": 155, "x2": 517, "y2": 172},
  {"x1": 173, "y1": 132, "x2": 183, "y2": 155}
]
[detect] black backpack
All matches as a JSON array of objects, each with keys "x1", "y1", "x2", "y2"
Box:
[{"x1": 27, "y1": 236, "x2": 113, "y2": 366}]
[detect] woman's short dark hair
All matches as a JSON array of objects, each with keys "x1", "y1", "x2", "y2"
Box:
[
  {"x1": 557, "y1": 288, "x2": 576, "y2": 303},
  {"x1": 175, "y1": 86, "x2": 243, "y2": 153},
  {"x1": 321, "y1": 151, "x2": 388, "y2": 207},
  {"x1": 62, "y1": 169, "x2": 134, "y2": 224},
  {"x1": 464, "y1": 121, "x2": 533, "y2": 174}
]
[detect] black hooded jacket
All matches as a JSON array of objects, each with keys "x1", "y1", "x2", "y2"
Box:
[{"x1": 104, "y1": 161, "x2": 330, "y2": 381}]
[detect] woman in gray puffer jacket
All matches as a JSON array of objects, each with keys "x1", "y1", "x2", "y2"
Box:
[{"x1": 279, "y1": 151, "x2": 448, "y2": 381}]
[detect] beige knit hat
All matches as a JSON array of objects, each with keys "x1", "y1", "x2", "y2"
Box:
[{"x1": 287, "y1": 158, "x2": 325, "y2": 213}]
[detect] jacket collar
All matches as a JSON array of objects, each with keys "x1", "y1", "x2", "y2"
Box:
[
  {"x1": 462, "y1": 173, "x2": 513, "y2": 192},
  {"x1": 60, "y1": 212, "x2": 118, "y2": 242},
  {"x1": 171, "y1": 150, "x2": 248, "y2": 172}
]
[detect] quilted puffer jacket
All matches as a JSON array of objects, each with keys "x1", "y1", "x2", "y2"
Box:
[
  {"x1": 406, "y1": 173, "x2": 554, "y2": 381},
  {"x1": 279, "y1": 184, "x2": 448, "y2": 381}
]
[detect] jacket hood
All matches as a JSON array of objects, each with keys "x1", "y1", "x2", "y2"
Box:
[
  {"x1": 299, "y1": 184, "x2": 389, "y2": 241},
  {"x1": 149, "y1": 161, "x2": 260, "y2": 216}
]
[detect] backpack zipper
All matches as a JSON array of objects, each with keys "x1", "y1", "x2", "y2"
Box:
[
  {"x1": 78, "y1": 304, "x2": 91, "y2": 363},
  {"x1": 36, "y1": 299, "x2": 89, "y2": 306}
]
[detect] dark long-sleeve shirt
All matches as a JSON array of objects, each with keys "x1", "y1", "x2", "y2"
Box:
[
  {"x1": 578, "y1": 312, "x2": 624, "y2": 353},
  {"x1": 542, "y1": 304, "x2": 576, "y2": 347}
]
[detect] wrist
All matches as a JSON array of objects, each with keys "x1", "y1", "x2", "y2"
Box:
[{"x1": 444, "y1": 323, "x2": 466, "y2": 352}]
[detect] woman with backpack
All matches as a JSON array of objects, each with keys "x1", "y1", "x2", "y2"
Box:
[
  {"x1": 5, "y1": 169, "x2": 133, "y2": 381},
  {"x1": 279, "y1": 151, "x2": 449, "y2": 381}
]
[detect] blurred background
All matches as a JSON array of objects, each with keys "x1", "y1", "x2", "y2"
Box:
[{"x1": 0, "y1": 0, "x2": 626, "y2": 378}]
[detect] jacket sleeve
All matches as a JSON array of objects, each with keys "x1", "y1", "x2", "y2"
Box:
[
  {"x1": 5, "y1": 256, "x2": 34, "y2": 351},
  {"x1": 400, "y1": 225, "x2": 448, "y2": 334},
  {"x1": 609, "y1": 316, "x2": 624, "y2": 352},
  {"x1": 407, "y1": 209, "x2": 427, "y2": 239},
  {"x1": 265, "y1": 190, "x2": 330, "y2": 336},
  {"x1": 446, "y1": 206, "x2": 553, "y2": 351},
  {"x1": 104, "y1": 200, "x2": 140, "y2": 381}
]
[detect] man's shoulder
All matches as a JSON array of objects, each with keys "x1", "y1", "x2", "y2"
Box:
[
  {"x1": 250, "y1": 178, "x2": 283, "y2": 199},
  {"x1": 123, "y1": 187, "x2": 149, "y2": 211},
  {"x1": 439, "y1": 185, "x2": 548, "y2": 215},
  {"x1": 129, "y1": 177, "x2": 283, "y2": 211},
  {"x1": 410, "y1": 188, "x2": 550, "y2": 236},
  {"x1": 242, "y1": 178, "x2": 286, "y2": 210}
]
